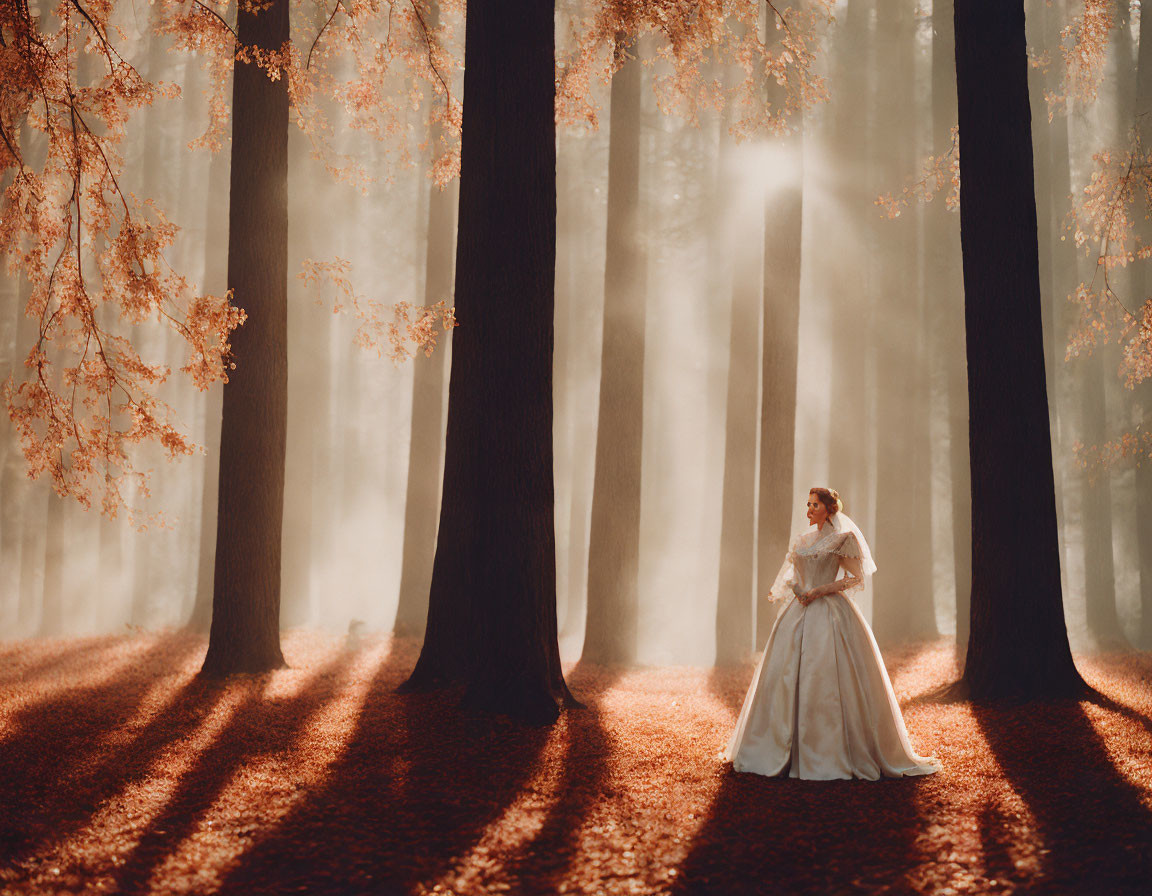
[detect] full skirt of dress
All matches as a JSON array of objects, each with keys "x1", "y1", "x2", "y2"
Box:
[{"x1": 724, "y1": 593, "x2": 940, "y2": 780}]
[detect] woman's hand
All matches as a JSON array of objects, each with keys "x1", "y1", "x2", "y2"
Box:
[{"x1": 799, "y1": 586, "x2": 826, "y2": 607}]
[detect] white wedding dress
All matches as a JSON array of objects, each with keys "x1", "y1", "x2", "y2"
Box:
[{"x1": 724, "y1": 514, "x2": 940, "y2": 780}]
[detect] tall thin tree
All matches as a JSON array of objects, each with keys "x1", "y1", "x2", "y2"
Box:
[
  {"x1": 929, "y1": 0, "x2": 971, "y2": 651},
  {"x1": 826, "y1": 0, "x2": 875, "y2": 512},
  {"x1": 394, "y1": 16, "x2": 458, "y2": 637},
  {"x1": 871, "y1": 0, "x2": 937, "y2": 645},
  {"x1": 582, "y1": 37, "x2": 646, "y2": 666},
  {"x1": 952, "y1": 0, "x2": 1083, "y2": 699},
  {"x1": 1135, "y1": 0, "x2": 1152, "y2": 649},
  {"x1": 715, "y1": 178, "x2": 761, "y2": 664},
  {"x1": 1080, "y1": 3, "x2": 1136, "y2": 649},
  {"x1": 755, "y1": 107, "x2": 803, "y2": 650}
]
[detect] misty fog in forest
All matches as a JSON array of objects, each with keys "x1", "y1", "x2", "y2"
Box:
[{"x1": 1, "y1": 0, "x2": 1147, "y2": 665}]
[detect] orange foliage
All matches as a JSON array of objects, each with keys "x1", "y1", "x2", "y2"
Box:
[
  {"x1": 298, "y1": 257, "x2": 456, "y2": 362},
  {"x1": 1045, "y1": 0, "x2": 1115, "y2": 119},
  {"x1": 0, "y1": 0, "x2": 244, "y2": 518},
  {"x1": 154, "y1": 0, "x2": 464, "y2": 189},
  {"x1": 1066, "y1": 140, "x2": 1152, "y2": 384},
  {"x1": 1067, "y1": 137, "x2": 1152, "y2": 469},
  {"x1": 2, "y1": 0, "x2": 464, "y2": 517},
  {"x1": 875, "y1": 125, "x2": 960, "y2": 219},
  {"x1": 557, "y1": 0, "x2": 833, "y2": 136}
]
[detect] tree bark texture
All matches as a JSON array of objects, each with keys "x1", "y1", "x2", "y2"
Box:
[
  {"x1": 403, "y1": 0, "x2": 573, "y2": 723},
  {"x1": 582, "y1": 39, "x2": 645, "y2": 666},
  {"x1": 953, "y1": 0, "x2": 1083, "y2": 699},
  {"x1": 201, "y1": 0, "x2": 289, "y2": 676}
]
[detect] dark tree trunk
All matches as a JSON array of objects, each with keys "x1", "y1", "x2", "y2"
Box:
[
  {"x1": 402, "y1": 0, "x2": 573, "y2": 723},
  {"x1": 582, "y1": 38, "x2": 645, "y2": 666},
  {"x1": 755, "y1": 126, "x2": 803, "y2": 651},
  {"x1": 394, "y1": 168, "x2": 458, "y2": 638},
  {"x1": 201, "y1": 0, "x2": 289, "y2": 676},
  {"x1": 953, "y1": 0, "x2": 1083, "y2": 699}
]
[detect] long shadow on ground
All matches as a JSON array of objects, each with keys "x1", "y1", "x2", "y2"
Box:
[
  {"x1": 972, "y1": 696, "x2": 1152, "y2": 893},
  {"x1": 0, "y1": 633, "x2": 210, "y2": 869},
  {"x1": 103, "y1": 648, "x2": 362, "y2": 894},
  {"x1": 494, "y1": 662, "x2": 618, "y2": 895},
  {"x1": 216, "y1": 644, "x2": 616, "y2": 895}
]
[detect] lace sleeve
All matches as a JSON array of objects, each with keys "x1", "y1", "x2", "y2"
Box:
[
  {"x1": 767, "y1": 538, "x2": 802, "y2": 602},
  {"x1": 835, "y1": 554, "x2": 866, "y2": 594}
]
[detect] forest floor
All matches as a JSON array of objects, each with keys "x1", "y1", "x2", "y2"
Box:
[{"x1": 0, "y1": 632, "x2": 1150, "y2": 896}]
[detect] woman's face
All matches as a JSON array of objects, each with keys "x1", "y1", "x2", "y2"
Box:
[{"x1": 807, "y1": 493, "x2": 830, "y2": 528}]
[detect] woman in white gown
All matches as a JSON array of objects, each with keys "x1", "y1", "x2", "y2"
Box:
[{"x1": 724, "y1": 487, "x2": 940, "y2": 780}]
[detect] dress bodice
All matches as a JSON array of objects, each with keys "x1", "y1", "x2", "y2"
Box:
[{"x1": 770, "y1": 526, "x2": 865, "y2": 601}]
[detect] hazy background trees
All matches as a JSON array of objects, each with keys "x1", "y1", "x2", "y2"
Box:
[{"x1": 2, "y1": 0, "x2": 1148, "y2": 662}]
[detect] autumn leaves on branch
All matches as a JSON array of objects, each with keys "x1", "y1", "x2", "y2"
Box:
[
  {"x1": 0, "y1": 0, "x2": 461, "y2": 517},
  {"x1": 0, "y1": 0, "x2": 244, "y2": 516}
]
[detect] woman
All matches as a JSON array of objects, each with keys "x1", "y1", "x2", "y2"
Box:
[{"x1": 724, "y1": 487, "x2": 939, "y2": 780}]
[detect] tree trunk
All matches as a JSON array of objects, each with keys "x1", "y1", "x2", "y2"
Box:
[
  {"x1": 715, "y1": 120, "x2": 762, "y2": 666},
  {"x1": 1139, "y1": 379, "x2": 1152, "y2": 648},
  {"x1": 560, "y1": 136, "x2": 600, "y2": 644},
  {"x1": 1079, "y1": 0, "x2": 1135, "y2": 649},
  {"x1": 826, "y1": 0, "x2": 874, "y2": 512},
  {"x1": 1133, "y1": 0, "x2": 1152, "y2": 648},
  {"x1": 871, "y1": 0, "x2": 938, "y2": 645},
  {"x1": 953, "y1": 0, "x2": 1083, "y2": 699},
  {"x1": 581, "y1": 38, "x2": 645, "y2": 666},
  {"x1": 1043, "y1": 0, "x2": 1076, "y2": 603},
  {"x1": 1081, "y1": 348, "x2": 1124, "y2": 646},
  {"x1": 394, "y1": 172, "x2": 457, "y2": 637},
  {"x1": 186, "y1": 136, "x2": 230, "y2": 633},
  {"x1": 756, "y1": 126, "x2": 803, "y2": 651},
  {"x1": 402, "y1": 0, "x2": 573, "y2": 723},
  {"x1": 38, "y1": 493, "x2": 64, "y2": 636},
  {"x1": 201, "y1": 0, "x2": 290, "y2": 676}
]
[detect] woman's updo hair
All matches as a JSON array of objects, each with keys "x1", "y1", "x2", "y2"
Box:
[{"x1": 809, "y1": 486, "x2": 844, "y2": 516}]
